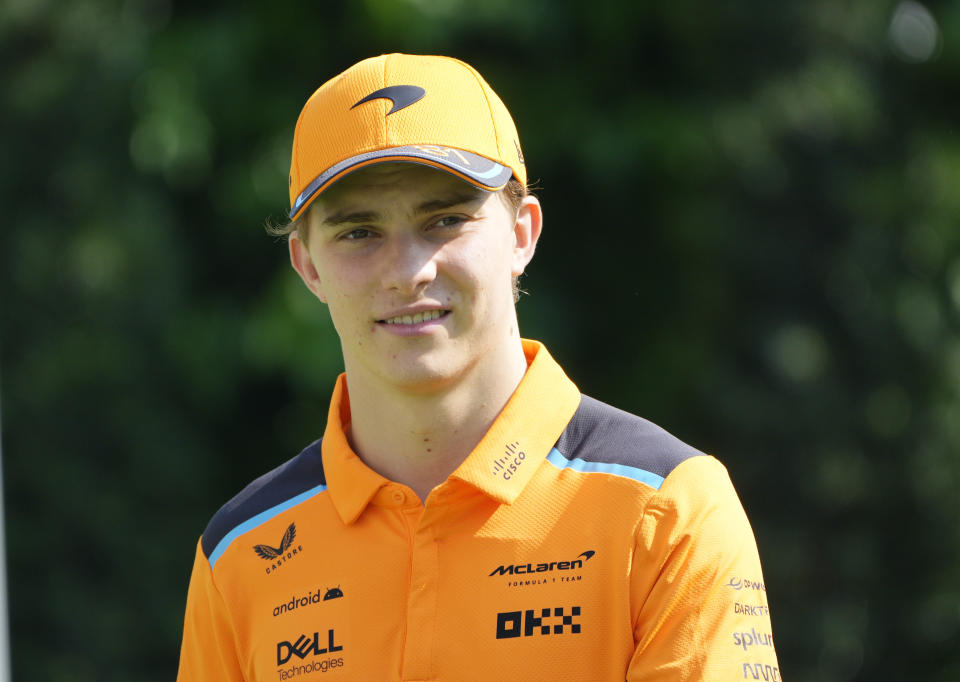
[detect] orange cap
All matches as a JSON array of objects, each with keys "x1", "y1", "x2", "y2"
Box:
[{"x1": 288, "y1": 53, "x2": 526, "y2": 220}]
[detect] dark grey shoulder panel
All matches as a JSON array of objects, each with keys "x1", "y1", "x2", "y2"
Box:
[
  {"x1": 553, "y1": 395, "x2": 703, "y2": 479},
  {"x1": 201, "y1": 439, "x2": 326, "y2": 559}
]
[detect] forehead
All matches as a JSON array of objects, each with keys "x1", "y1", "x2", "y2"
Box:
[{"x1": 315, "y1": 162, "x2": 487, "y2": 211}]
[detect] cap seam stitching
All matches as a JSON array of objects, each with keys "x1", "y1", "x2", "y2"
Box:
[
  {"x1": 464, "y1": 63, "x2": 504, "y2": 164},
  {"x1": 381, "y1": 54, "x2": 389, "y2": 148}
]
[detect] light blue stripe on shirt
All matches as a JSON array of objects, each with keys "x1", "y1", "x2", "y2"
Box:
[
  {"x1": 545, "y1": 448, "x2": 665, "y2": 490},
  {"x1": 208, "y1": 483, "x2": 328, "y2": 568}
]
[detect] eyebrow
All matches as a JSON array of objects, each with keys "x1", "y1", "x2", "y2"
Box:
[
  {"x1": 414, "y1": 191, "x2": 486, "y2": 214},
  {"x1": 319, "y1": 191, "x2": 487, "y2": 227}
]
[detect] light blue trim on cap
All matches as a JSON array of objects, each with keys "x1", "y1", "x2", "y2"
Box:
[
  {"x1": 208, "y1": 483, "x2": 328, "y2": 568},
  {"x1": 545, "y1": 448, "x2": 665, "y2": 490},
  {"x1": 470, "y1": 162, "x2": 506, "y2": 179}
]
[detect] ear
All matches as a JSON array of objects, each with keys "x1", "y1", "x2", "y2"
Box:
[
  {"x1": 511, "y1": 195, "x2": 543, "y2": 276},
  {"x1": 289, "y1": 230, "x2": 327, "y2": 303}
]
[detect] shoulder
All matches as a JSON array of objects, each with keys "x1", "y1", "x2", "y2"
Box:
[
  {"x1": 200, "y1": 439, "x2": 327, "y2": 562},
  {"x1": 550, "y1": 394, "x2": 705, "y2": 490}
]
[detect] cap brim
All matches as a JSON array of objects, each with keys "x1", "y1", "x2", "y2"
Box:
[{"x1": 289, "y1": 145, "x2": 513, "y2": 220}]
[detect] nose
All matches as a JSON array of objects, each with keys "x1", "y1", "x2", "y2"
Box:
[{"x1": 378, "y1": 233, "x2": 439, "y2": 296}]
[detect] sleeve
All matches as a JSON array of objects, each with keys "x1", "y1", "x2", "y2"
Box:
[
  {"x1": 626, "y1": 456, "x2": 781, "y2": 681},
  {"x1": 177, "y1": 539, "x2": 246, "y2": 682}
]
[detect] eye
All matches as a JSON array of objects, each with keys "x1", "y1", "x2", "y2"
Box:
[
  {"x1": 431, "y1": 215, "x2": 466, "y2": 229},
  {"x1": 337, "y1": 227, "x2": 376, "y2": 241}
]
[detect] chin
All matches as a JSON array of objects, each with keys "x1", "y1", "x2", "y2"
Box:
[
  {"x1": 374, "y1": 348, "x2": 474, "y2": 394},
  {"x1": 382, "y1": 364, "x2": 462, "y2": 394}
]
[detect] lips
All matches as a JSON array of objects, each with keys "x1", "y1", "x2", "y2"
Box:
[{"x1": 378, "y1": 309, "x2": 450, "y2": 325}]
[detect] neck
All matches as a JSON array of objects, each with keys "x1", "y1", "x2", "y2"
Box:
[{"x1": 344, "y1": 339, "x2": 530, "y2": 502}]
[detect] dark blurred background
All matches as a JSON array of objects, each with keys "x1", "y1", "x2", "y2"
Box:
[{"x1": 2, "y1": 0, "x2": 959, "y2": 679}]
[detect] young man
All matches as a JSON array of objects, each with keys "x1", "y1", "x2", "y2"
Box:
[{"x1": 178, "y1": 54, "x2": 780, "y2": 681}]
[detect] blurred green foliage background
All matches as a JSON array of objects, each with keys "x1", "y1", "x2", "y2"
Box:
[{"x1": 1, "y1": 0, "x2": 959, "y2": 679}]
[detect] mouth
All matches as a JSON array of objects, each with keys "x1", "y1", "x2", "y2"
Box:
[{"x1": 377, "y1": 309, "x2": 450, "y2": 325}]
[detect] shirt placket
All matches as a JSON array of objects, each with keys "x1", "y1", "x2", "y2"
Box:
[{"x1": 399, "y1": 502, "x2": 440, "y2": 681}]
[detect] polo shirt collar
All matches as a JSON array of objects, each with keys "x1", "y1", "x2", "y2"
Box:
[
  {"x1": 322, "y1": 378, "x2": 390, "y2": 525},
  {"x1": 448, "y1": 340, "x2": 581, "y2": 503},
  {"x1": 322, "y1": 339, "x2": 581, "y2": 524}
]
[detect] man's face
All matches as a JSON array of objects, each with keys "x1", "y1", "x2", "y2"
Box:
[{"x1": 289, "y1": 163, "x2": 540, "y2": 394}]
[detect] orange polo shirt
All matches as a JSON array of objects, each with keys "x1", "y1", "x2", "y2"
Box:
[{"x1": 178, "y1": 340, "x2": 779, "y2": 681}]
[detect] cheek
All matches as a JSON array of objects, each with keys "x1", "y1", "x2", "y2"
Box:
[
  {"x1": 444, "y1": 235, "x2": 514, "y2": 290},
  {"x1": 324, "y1": 291, "x2": 377, "y2": 346},
  {"x1": 314, "y1": 255, "x2": 364, "y2": 302},
  {"x1": 314, "y1": 265, "x2": 370, "y2": 329},
  {"x1": 326, "y1": 288, "x2": 367, "y2": 317}
]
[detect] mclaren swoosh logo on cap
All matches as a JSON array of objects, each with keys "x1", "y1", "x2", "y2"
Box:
[{"x1": 352, "y1": 85, "x2": 426, "y2": 115}]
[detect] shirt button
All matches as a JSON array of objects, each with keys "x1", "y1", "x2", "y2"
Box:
[{"x1": 391, "y1": 490, "x2": 406, "y2": 504}]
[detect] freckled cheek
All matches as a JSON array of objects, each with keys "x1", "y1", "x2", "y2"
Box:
[
  {"x1": 324, "y1": 290, "x2": 371, "y2": 336},
  {"x1": 367, "y1": 292, "x2": 379, "y2": 332},
  {"x1": 441, "y1": 260, "x2": 479, "y2": 307}
]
